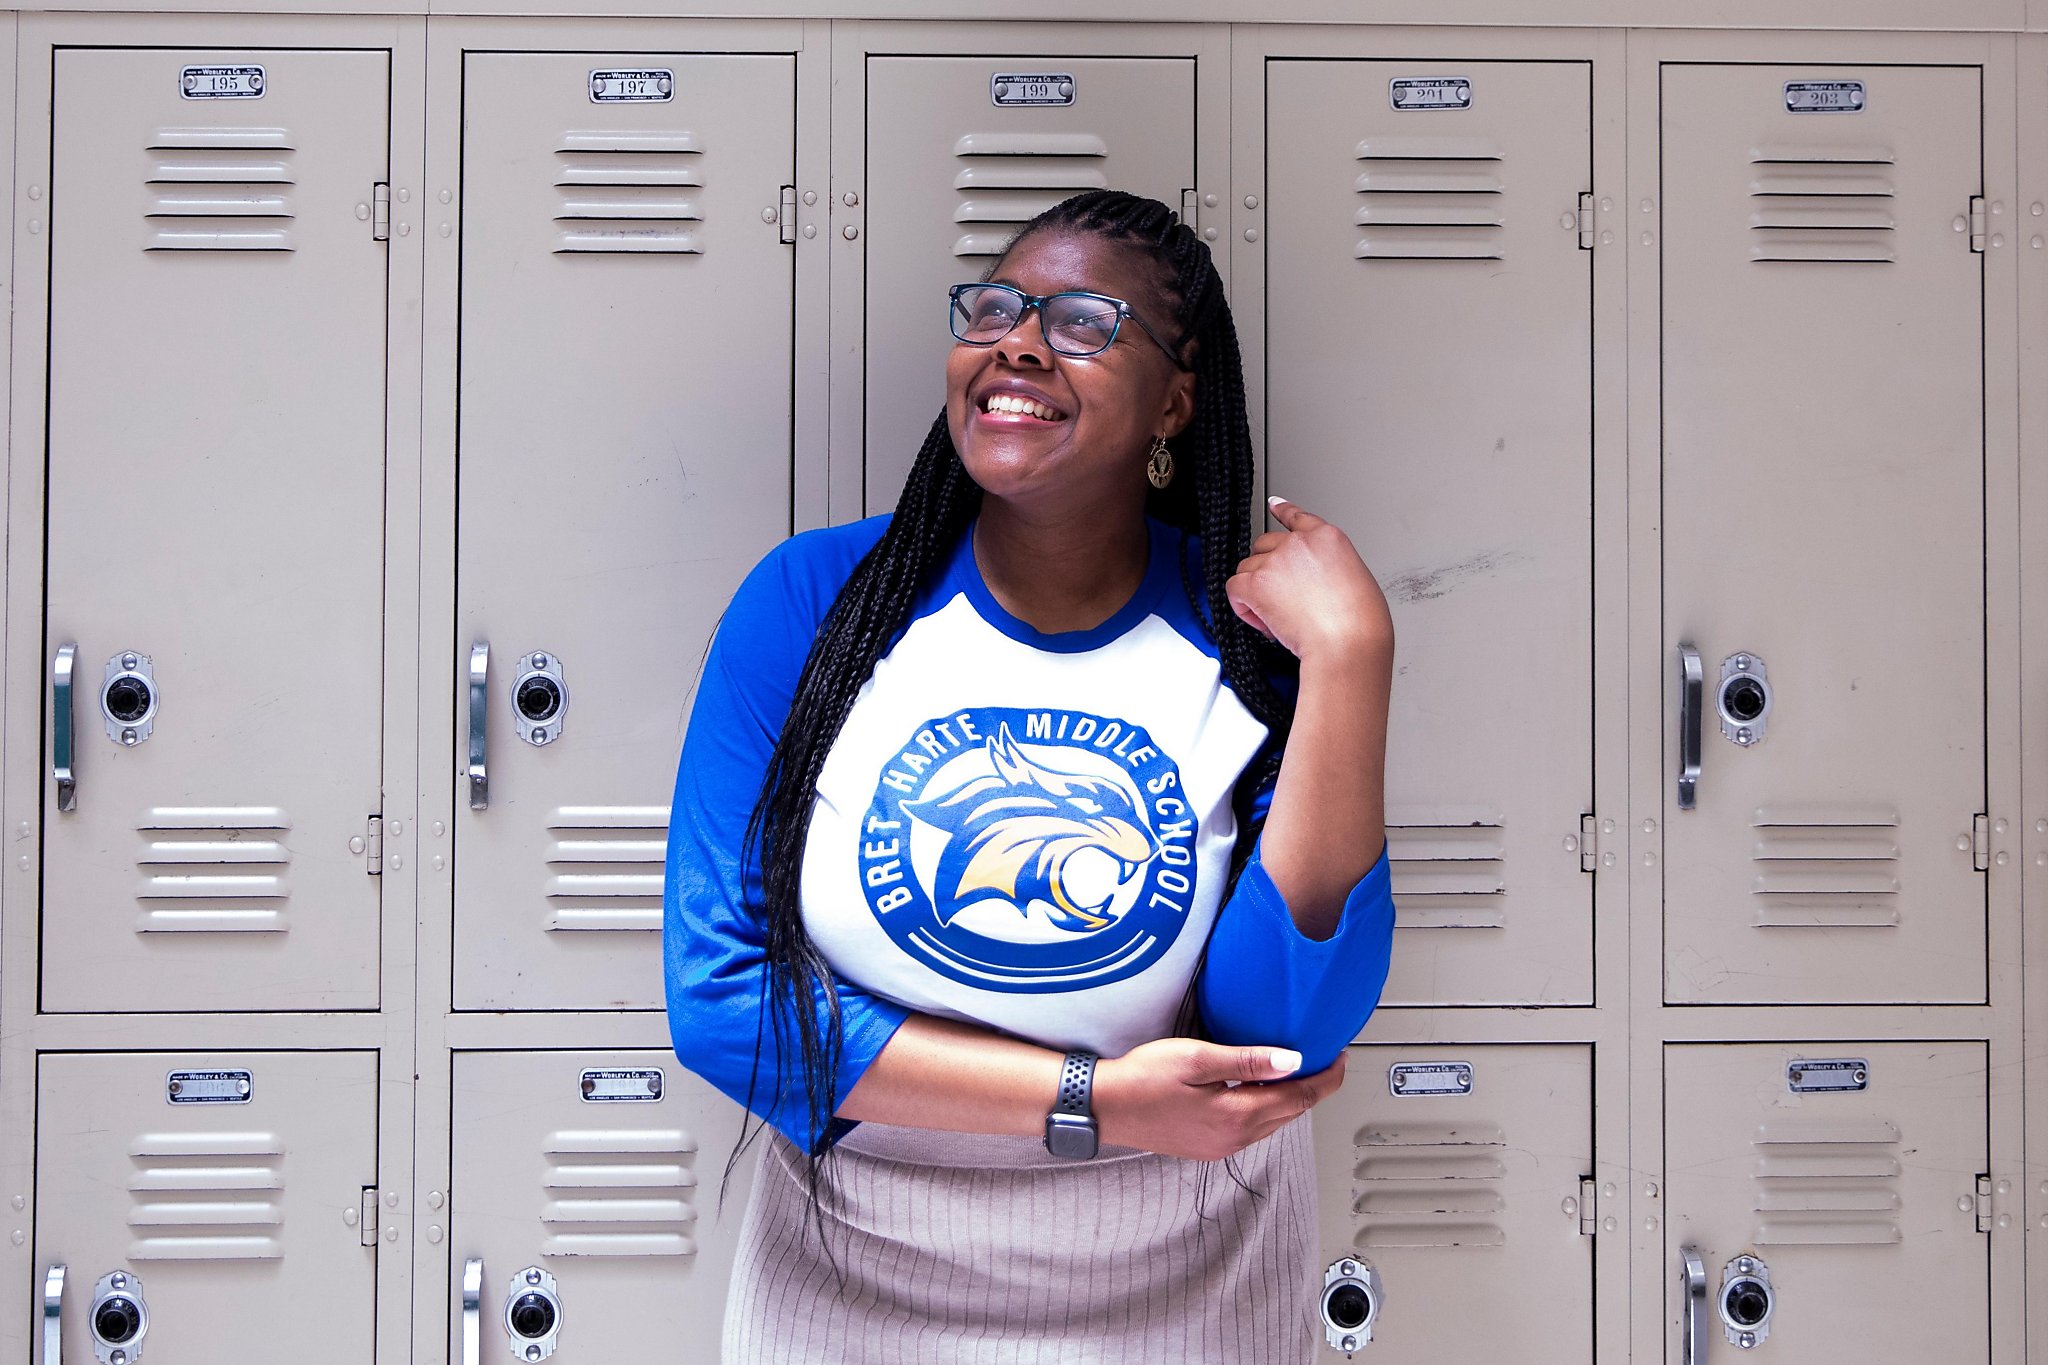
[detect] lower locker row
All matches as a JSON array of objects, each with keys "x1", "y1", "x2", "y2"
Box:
[{"x1": 30, "y1": 1042, "x2": 1990, "y2": 1363}]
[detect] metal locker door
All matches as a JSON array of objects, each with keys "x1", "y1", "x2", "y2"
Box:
[
  {"x1": 1659, "y1": 65, "x2": 1986, "y2": 1005},
  {"x1": 861, "y1": 56, "x2": 1195, "y2": 512},
  {"x1": 35, "y1": 1050, "x2": 380, "y2": 1364},
  {"x1": 1311, "y1": 1044, "x2": 1593, "y2": 1361},
  {"x1": 41, "y1": 48, "x2": 390, "y2": 1013},
  {"x1": 453, "y1": 52, "x2": 796, "y2": 1011},
  {"x1": 448, "y1": 1050, "x2": 755, "y2": 1363},
  {"x1": 1265, "y1": 61, "x2": 1595, "y2": 1006},
  {"x1": 1664, "y1": 1042, "x2": 1988, "y2": 1365}
]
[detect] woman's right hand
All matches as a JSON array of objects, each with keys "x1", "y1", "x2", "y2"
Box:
[{"x1": 1093, "y1": 1039, "x2": 1347, "y2": 1160}]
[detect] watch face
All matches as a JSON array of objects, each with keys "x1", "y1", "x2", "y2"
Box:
[{"x1": 1045, "y1": 1114, "x2": 1099, "y2": 1160}]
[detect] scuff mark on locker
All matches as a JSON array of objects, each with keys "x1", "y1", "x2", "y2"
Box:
[{"x1": 1381, "y1": 549, "x2": 1526, "y2": 605}]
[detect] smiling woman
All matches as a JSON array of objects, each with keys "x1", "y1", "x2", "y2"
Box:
[{"x1": 663, "y1": 190, "x2": 1399, "y2": 1364}]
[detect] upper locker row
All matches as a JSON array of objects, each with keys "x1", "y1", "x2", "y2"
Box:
[{"x1": 30, "y1": 47, "x2": 1991, "y2": 1014}]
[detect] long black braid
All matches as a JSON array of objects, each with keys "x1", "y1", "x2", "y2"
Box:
[{"x1": 728, "y1": 190, "x2": 1297, "y2": 1231}]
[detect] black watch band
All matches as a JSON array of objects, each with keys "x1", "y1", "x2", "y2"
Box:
[{"x1": 1044, "y1": 1052, "x2": 1100, "y2": 1160}]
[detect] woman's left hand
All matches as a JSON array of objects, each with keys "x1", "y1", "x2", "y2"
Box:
[{"x1": 1225, "y1": 497, "x2": 1393, "y2": 666}]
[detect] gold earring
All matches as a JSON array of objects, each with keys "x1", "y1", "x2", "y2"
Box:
[{"x1": 1146, "y1": 435, "x2": 1175, "y2": 490}]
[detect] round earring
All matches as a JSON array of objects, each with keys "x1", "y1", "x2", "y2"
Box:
[{"x1": 1146, "y1": 435, "x2": 1175, "y2": 490}]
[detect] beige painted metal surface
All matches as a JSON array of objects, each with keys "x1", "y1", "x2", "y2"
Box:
[
  {"x1": 448, "y1": 1049, "x2": 755, "y2": 1361},
  {"x1": 1664, "y1": 1042, "x2": 1989, "y2": 1365},
  {"x1": 40, "y1": 46, "x2": 390, "y2": 1013},
  {"x1": 1658, "y1": 63, "x2": 1987, "y2": 1005},
  {"x1": 1266, "y1": 57, "x2": 1596, "y2": 1006},
  {"x1": 860, "y1": 54, "x2": 1195, "y2": 512},
  {"x1": 451, "y1": 49, "x2": 796, "y2": 1011},
  {"x1": 35, "y1": 1050, "x2": 381, "y2": 1363},
  {"x1": 1313, "y1": 1043, "x2": 1594, "y2": 1362}
]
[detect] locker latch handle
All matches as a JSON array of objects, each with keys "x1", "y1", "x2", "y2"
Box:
[
  {"x1": 44, "y1": 1264, "x2": 65, "y2": 1365},
  {"x1": 469, "y1": 643, "x2": 490, "y2": 811},
  {"x1": 53, "y1": 643, "x2": 77, "y2": 813},
  {"x1": 462, "y1": 1257, "x2": 483, "y2": 1365},
  {"x1": 1677, "y1": 644, "x2": 1703, "y2": 811},
  {"x1": 1681, "y1": 1245, "x2": 1708, "y2": 1365}
]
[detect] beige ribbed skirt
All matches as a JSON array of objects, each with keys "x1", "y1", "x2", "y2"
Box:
[{"x1": 721, "y1": 1116, "x2": 1319, "y2": 1364}]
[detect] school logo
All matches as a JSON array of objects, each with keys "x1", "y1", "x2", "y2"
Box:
[{"x1": 859, "y1": 707, "x2": 1200, "y2": 993}]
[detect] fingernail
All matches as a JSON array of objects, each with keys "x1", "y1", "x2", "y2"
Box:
[
  {"x1": 1270, "y1": 1048, "x2": 1303, "y2": 1074},
  {"x1": 1266, "y1": 494, "x2": 1288, "y2": 506}
]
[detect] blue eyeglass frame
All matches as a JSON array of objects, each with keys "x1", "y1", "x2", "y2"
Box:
[{"x1": 948, "y1": 282, "x2": 1190, "y2": 370}]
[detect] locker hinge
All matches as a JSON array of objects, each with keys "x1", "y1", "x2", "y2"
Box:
[
  {"x1": 1578, "y1": 814, "x2": 1598, "y2": 873},
  {"x1": 778, "y1": 185, "x2": 797, "y2": 245},
  {"x1": 1971, "y1": 813, "x2": 1990, "y2": 872},
  {"x1": 365, "y1": 816, "x2": 383, "y2": 876},
  {"x1": 360, "y1": 1188, "x2": 379, "y2": 1247},
  {"x1": 1180, "y1": 188, "x2": 1199, "y2": 232},
  {"x1": 1578, "y1": 1177, "x2": 1598, "y2": 1235},
  {"x1": 1969, "y1": 196, "x2": 1986, "y2": 252},
  {"x1": 372, "y1": 183, "x2": 391, "y2": 242},
  {"x1": 1577, "y1": 192, "x2": 1595, "y2": 250},
  {"x1": 1974, "y1": 1174, "x2": 1993, "y2": 1232}
]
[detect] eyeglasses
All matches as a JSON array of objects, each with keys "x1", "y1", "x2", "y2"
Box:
[{"x1": 948, "y1": 283, "x2": 1188, "y2": 369}]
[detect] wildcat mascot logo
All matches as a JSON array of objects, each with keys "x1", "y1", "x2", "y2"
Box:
[{"x1": 859, "y1": 706, "x2": 1200, "y2": 993}]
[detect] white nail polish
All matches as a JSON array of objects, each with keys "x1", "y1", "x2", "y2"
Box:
[
  {"x1": 1270, "y1": 1048, "x2": 1303, "y2": 1074},
  {"x1": 1266, "y1": 495, "x2": 1287, "y2": 506}
]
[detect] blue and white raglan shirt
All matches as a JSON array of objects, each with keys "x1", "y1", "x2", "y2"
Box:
[{"x1": 663, "y1": 515, "x2": 1394, "y2": 1152}]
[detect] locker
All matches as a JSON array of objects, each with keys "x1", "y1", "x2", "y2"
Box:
[
  {"x1": 1658, "y1": 65, "x2": 1987, "y2": 1004},
  {"x1": 452, "y1": 51, "x2": 796, "y2": 1011},
  {"x1": 34, "y1": 1050, "x2": 380, "y2": 1364},
  {"x1": 1311, "y1": 1043, "x2": 1593, "y2": 1361},
  {"x1": 449, "y1": 1050, "x2": 755, "y2": 1362},
  {"x1": 1264, "y1": 60, "x2": 1596, "y2": 1006},
  {"x1": 39, "y1": 47, "x2": 391, "y2": 1012},
  {"x1": 861, "y1": 55, "x2": 1196, "y2": 512},
  {"x1": 1664, "y1": 1042, "x2": 1988, "y2": 1365}
]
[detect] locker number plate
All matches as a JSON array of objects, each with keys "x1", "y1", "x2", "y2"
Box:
[
  {"x1": 1784, "y1": 81, "x2": 1866, "y2": 113},
  {"x1": 991, "y1": 73, "x2": 1075, "y2": 107},
  {"x1": 181, "y1": 66, "x2": 265, "y2": 100},
  {"x1": 1389, "y1": 1061, "x2": 1473, "y2": 1096},
  {"x1": 1390, "y1": 78, "x2": 1471, "y2": 111},
  {"x1": 580, "y1": 1068, "x2": 665, "y2": 1102},
  {"x1": 166, "y1": 1069, "x2": 253, "y2": 1103},
  {"x1": 590, "y1": 69, "x2": 674, "y2": 103},
  {"x1": 1787, "y1": 1058, "x2": 1868, "y2": 1093}
]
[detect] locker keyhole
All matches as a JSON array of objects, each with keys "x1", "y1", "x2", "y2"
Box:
[
  {"x1": 515, "y1": 676, "x2": 562, "y2": 724},
  {"x1": 1722, "y1": 677, "x2": 1766, "y2": 724},
  {"x1": 1325, "y1": 1283, "x2": 1372, "y2": 1331},
  {"x1": 509, "y1": 1293, "x2": 557, "y2": 1339},
  {"x1": 94, "y1": 1297, "x2": 142, "y2": 1344},
  {"x1": 1725, "y1": 1281, "x2": 1769, "y2": 1328},
  {"x1": 104, "y1": 676, "x2": 152, "y2": 724}
]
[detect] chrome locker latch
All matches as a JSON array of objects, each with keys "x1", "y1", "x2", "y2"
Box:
[
  {"x1": 462, "y1": 1259, "x2": 484, "y2": 1365},
  {"x1": 43, "y1": 1265, "x2": 65, "y2": 1365},
  {"x1": 53, "y1": 643, "x2": 77, "y2": 813},
  {"x1": 469, "y1": 643, "x2": 490, "y2": 810},
  {"x1": 373, "y1": 183, "x2": 391, "y2": 242},
  {"x1": 1577, "y1": 191, "x2": 1595, "y2": 249},
  {"x1": 778, "y1": 185, "x2": 797, "y2": 244},
  {"x1": 1676, "y1": 644, "x2": 1703, "y2": 810},
  {"x1": 1680, "y1": 1247, "x2": 1708, "y2": 1365}
]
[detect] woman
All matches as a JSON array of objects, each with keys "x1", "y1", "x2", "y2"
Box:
[{"x1": 664, "y1": 190, "x2": 1396, "y2": 1363}]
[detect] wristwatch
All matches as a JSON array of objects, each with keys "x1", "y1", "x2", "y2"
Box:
[{"x1": 1044, "y1": 1052, "x2": 1100, "y2": 1159}]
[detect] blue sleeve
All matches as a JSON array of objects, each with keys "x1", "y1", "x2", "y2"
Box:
[
  {"x1": 1194, "y1": 780, "x2": 1395, "y2": 1075},
  {"x1": 662, "y1": 519, "x2": 910, "y2": 1152}
]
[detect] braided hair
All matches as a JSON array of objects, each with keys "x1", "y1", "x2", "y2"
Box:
[{"x1": 732, "y1": 189, "x2": 1297, "y2": 1209}]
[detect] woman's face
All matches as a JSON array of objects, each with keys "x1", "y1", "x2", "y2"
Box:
[{"x1": 945, "y1": 229, "x2": 1195, "y2": 518}]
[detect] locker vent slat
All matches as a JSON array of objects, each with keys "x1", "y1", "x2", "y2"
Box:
[
  {"x1": 1351, "y1": 1121, "x2": 1508, "y2": 1248},
  {"x1": 951, "y1": 133, "x2": 1111, "y2": 257},
  {"x1": 134, "y1": 806, "x2": 292, "y2": 928},
  {"x1": 546, "y1": 807, "x2": 667, "y2": 931},
  {"x1": 555, "y1": 132, "x2": 705, "y2": 254},
  {"x1": 1749, "y1": 145, "x2": 1897, "y2": 263},
  {"x1": 145, "y1": 127, "x2": 295, "y2": 252},
  {"x1": 1750, "y1": 807, "x2": 1900, "y2": 927},
  {"x1": 1387, "y1": 815, "x2": 1505, "y2": 929},
  {"x1": 1752, "y1": 1117, "x2": 1903, "y2": 1245},
  {"x1": 1353, "y1": 137, "x2": 1504, "y2": 262},
  {"x1": 126, "y1": 1132, "x2": 284, "y2": 1260},
  {"x1": 543, "y1": 1128, "x2": 698, "y2": 1257}
]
